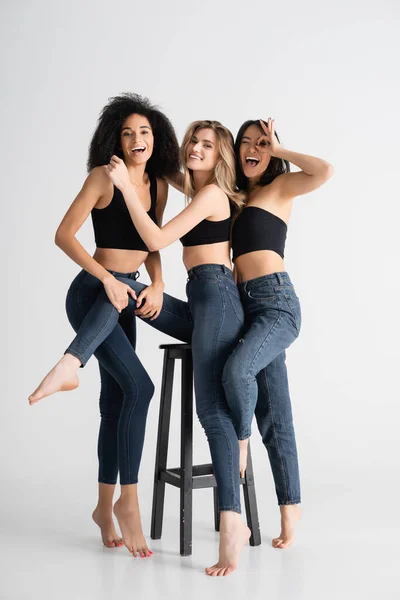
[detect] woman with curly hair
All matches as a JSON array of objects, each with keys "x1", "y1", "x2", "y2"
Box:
[
  {"x1": 222, "y1": 117, "x2": 333, "y2": 549},
  {"x1": 29, "y1": 93, "x2": 180, "y2": 558},
  {"x1": 33, "y1": 118, "x2": 254, "y2": 576}
]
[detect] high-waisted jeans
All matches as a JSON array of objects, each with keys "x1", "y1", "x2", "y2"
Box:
[
  {"x1": 65, "y1": 265, "x2": 244, "y2": 513},
  {"x1": 222, "y1": 271, "x2": 302, "y2": 505},
  {"x1": 66, "y1": 269, "x2": 155, "y2": 485}
]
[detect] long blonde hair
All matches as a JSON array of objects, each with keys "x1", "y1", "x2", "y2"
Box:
[{"x1": 180, "y1": 120, "x2": 245, "y2": 209}]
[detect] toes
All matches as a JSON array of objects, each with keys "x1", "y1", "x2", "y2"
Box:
[{"x1": 205, "y1": 565, "x2": 218, "y2": 576}]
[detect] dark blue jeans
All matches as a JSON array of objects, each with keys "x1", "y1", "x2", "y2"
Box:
[
  {"x1": 65, "y1": 265, "x2": 244, "y2": 512},
  {"x1": 65, "y1": 269, "x2": 156, "y2": 486},
  {"x1": 222, "y1": 271, "x2": 301, "y2": 505}
]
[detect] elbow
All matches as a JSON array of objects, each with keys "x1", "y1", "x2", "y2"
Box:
[
  {"x1": 324, "y1": 162, "x2": 334, "y2": 181},
  {"x1": 147, "y1": 236, "x2": 164, "y2": 252},
  {"x1": 55, "y1": 226, "x2": 72, "y2": 249},
  {"x1": 147, "y1": 242, "x2": 161, "y2": 252},
  {"x1": 54, "y1": 228, "x2": 63, "y2": 247}
]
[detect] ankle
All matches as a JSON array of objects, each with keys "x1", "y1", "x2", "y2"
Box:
[
  {"x1": 62, "y1": 353, "x2": 81, "y2": 369},
  {"x1": 94, "y1": 503, "x2": 113, "y2": 515},
  {"x1": 219, "y1": 510, "x2": 243, "y2": 527}
]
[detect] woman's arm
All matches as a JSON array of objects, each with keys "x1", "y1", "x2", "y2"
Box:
[
  {"x1": 105, "y1": 156, "x2": 225, "y2": 251},
  {"x1": 137, "y1": 179, "x2": 168, "y2": 320},
  {"x1": 273, "y1": 148, "x2": 333, "y2": 199},
  {"x1": 55, "y1": 167, "x2": 136, "y2": 311},
  {"x1": 55, "y1": 168, "x2": 113, "y2": 281},
  {"x1": 258, "y1": 118, "x2": 333, "y2": 200}
]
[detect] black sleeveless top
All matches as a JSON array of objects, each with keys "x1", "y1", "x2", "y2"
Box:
[
  {"x1": 231, "y1": 206, "x2": 287, "y2": 261},
  {"x1": 180, "y1": 199, "x2": 232, "y2": 247},
  {"x1": 91, "y1": 175, "x2": 157, "y2": 251}
]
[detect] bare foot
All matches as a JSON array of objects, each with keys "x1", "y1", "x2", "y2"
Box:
[
  {"x1": 272, "y1": 504, "x2": 302, "y2": 549},
  {"x1": 205, "y1": 511, "x2": 250, "y2": 577},
  {"x1": 113, "y1": 497, "x2": 152, "y2": 557},
  {"x1": 239, "y1": 439, "x2": 249, "y2": 479},
  {"x1": 29, "y1": 354, "x2": 80, "y2": 405},
  {"x1": 92, "y1": 507, "x2": 123, "y2": 548}
]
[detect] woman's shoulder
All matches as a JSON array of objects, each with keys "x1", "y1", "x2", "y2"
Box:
[
  {"x1": 196, "y1": 183, "x2": 227, "y2": 202},
  {"x1": 86, "y1": 166, "x2": 113, "y2": 190}
]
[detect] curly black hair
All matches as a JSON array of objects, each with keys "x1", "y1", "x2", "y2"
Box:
[
  {"x1": 87, "y1": 93, "x2": 180, "y2": 177},
  {"x1": 235, "y1": 120, "x2": 290, "y2": 191}
]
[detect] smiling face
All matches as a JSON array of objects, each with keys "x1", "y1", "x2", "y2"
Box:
[
  {"x1": 239, "y1": 124, "x2": 271, "y2": 181},
  {"x1": 120, "y1": 113, "x2": 154, "y2": 166},
  {"x1": 186, "y1": 128, "x2": 219, "y2": 172}
]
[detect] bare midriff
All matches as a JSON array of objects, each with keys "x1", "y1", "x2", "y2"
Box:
[
  {"x1": 182, "y1": 241, "x2": 232, "y2": 272},
  {"x1": 234, "y1": 250, "x2": 285, "y2": 284},
  {"x1": 93, "y1": 248, "x2": 149, "y2": 274}
]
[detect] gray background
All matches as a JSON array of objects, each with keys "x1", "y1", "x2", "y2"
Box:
[{"x1": 1, "y1": 0, "x2": 399, "y2": 598}]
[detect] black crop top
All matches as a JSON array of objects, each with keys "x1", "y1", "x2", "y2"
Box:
[
  {"x1": 231, "y1": 206, "x2": 287, "y2": 261},
  {"x1": 91, "y1": 175, "x2": 157, "y2": 251},
  {"x1": 180, "y1": 199, "x2": 232, "y2": 247}
]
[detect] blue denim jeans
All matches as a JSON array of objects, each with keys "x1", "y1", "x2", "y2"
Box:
[
  {"x1": 65, "y1": 266, "x2": 244, "y2": 512},
  {"x1": 65, "y1": 269, "x2": 156, "y2": 485},
  {"x1": 186, "y1": 265, "x2": 244, "y2": 513},
  {"x1": 222, "y1": 271, "x2": 301, "y2": 505}
]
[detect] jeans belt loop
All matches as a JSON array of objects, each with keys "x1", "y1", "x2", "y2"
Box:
[
  {"x1": 277, "y1": 272, "x2": 283, "y2": 285},
  {"x1": 135, "y1": 270, "x2": 140, "y2": 281}
]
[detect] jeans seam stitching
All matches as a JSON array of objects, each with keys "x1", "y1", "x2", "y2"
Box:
[
  {"x1": 101, "y1": 338, "x2": 141, "y2": 485},
  {"x1": 213, "y1": 282, "x2": 236, "y2": 508},
  {"x1": 263, "y1": 368, "x2": 289, "y2": 502}
]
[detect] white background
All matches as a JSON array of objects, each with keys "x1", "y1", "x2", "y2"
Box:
[{"x1": 1, "y1": 1, "x2": 399, "y2": 598}]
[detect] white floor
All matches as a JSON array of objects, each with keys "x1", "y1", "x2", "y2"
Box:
[{"x1": 2, "y1": 471, "x2": 398, "y2": 600}]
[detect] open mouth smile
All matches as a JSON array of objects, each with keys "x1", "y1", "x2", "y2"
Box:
[
  {"x1": 131, "y1": 146, "x2": 146, "y2": 154},
  {"x1": 245, "y1": 156, "x2": 260, "y2": 166}
]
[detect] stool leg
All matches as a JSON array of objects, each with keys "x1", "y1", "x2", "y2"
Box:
[
  {"x1": 151, "y1": 350, "x2": 175, "y2": 540},
  {"x1": 243, "y1": 444, "x2": 261, "y2": 546},
  {"x1": 213, "y1": 487, "x2": 220, "y2": 532},
  {"x1": 180, "y1": 351, "x2": 193, "y2": 556}
]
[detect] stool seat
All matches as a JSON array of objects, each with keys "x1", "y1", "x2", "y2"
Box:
[
  {"x1": 151, "y1": 343, "x2": 261, "y2": 556},
  {"x1": 159, "y1": 343, "x2": 191, "y2": 350}
]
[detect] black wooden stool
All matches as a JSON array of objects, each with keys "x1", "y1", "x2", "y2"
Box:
[{"x1": 150, "y1": 343, "x2": 261, "y2": 556}]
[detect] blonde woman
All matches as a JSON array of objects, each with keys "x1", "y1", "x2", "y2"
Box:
[{"x1": 106, "y1": 120, "x2": 251, "y2": 576}]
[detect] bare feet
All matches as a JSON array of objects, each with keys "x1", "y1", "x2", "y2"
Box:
[
  {"x1": 28, "y1": 354, "x2": 80, "y2": 405},
  {"x1": 272, "y1": 504, "x2": 302, "y2": 549},
  {"x1": 206, "y1": 511, "x2": 250, "y2": 577},
  {"x1": 113, "y1": 491, "x2": 152, "y2": 557},
  {"x1": 92, "y1": 507, "x2": 123, "y2": 548},
  {"x1": 238, "y1": 439, "x2": 249, "y2": 479}
]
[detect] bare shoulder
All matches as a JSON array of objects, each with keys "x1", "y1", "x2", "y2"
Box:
[
  {"x1": 86, "y1": 166, "x2": 112, "y2": 191},
  {"x1": 80, "y1": 166, "x2": 113, "y2": 209},
  {"x1": 253, "y1": 174, "x2": 291, "y2": 204},
  {"x1": 195, "y1": 183, "x2": 227, "y2": 203}
]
